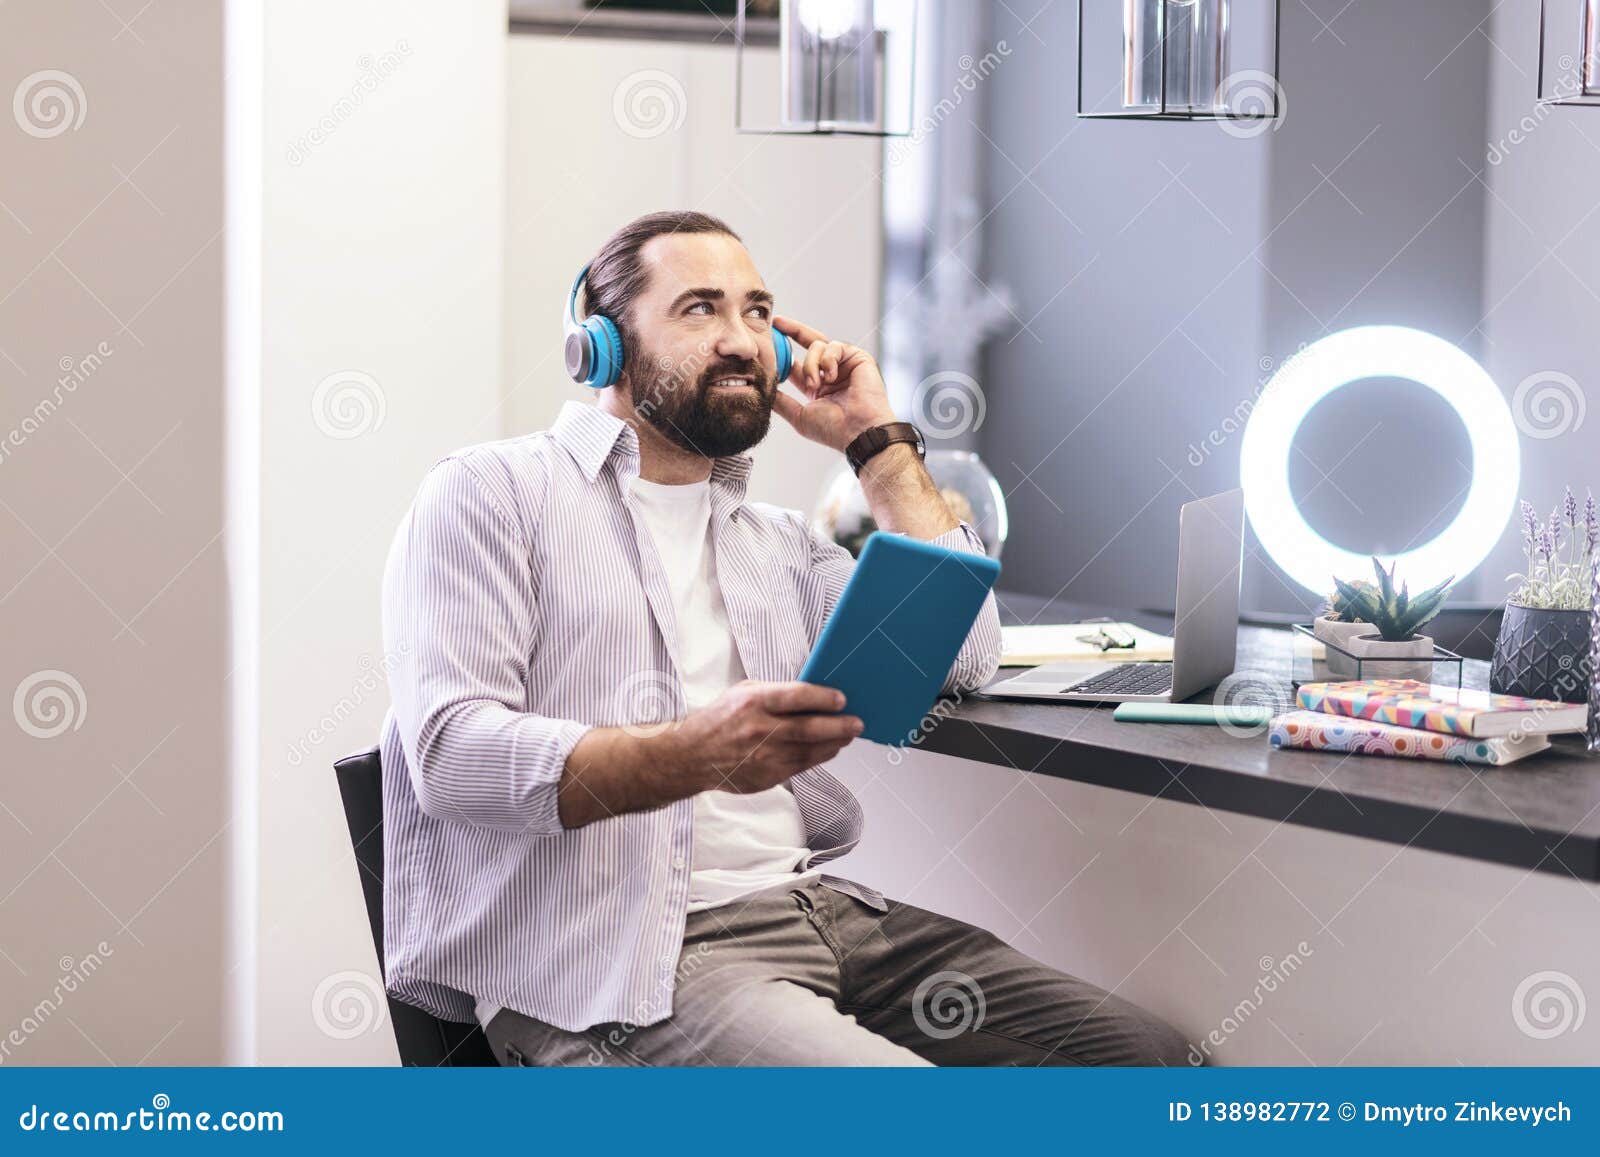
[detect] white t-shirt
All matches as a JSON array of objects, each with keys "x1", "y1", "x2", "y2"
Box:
[
  {"x1": 474, "y1": 473, "x2": 817, "y2": 1029},
  {"x1": 625, "y1": 475, "x2": 818, "y2": 914}
]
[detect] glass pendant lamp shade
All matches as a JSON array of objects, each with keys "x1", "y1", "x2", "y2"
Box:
[
  {"x1": 1123, "y1": 0, "x2": 1230, "y2": 114},
  {"x1": 737, "y1": 0, "x2": 918, "y2": 135},
  {"x1": 1080, "y1": 0, "x2": 1279, "y2": 123},
  {"x1": 783, "y1": 0, "x2": 878, "y2": 129},
  {"x1": 1539, "y1": 0, "x2": 1600, "y2": 106},
  {"x1": 1585, "y1": 0, "x2": 1600, "y2": 94}
]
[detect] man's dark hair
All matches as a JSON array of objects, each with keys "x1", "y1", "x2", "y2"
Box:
[{"x1": 581, "y1": 210, "x2": 741, "y2": 364}]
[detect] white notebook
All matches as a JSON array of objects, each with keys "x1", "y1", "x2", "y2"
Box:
[{"x1": 1000, "y1": 621, "x2": 1175, "y2": 667}]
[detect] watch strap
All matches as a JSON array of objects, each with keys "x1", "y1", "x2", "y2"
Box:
[{"x1": 845, "y1": 422, "x2": 924, "y2": 474}]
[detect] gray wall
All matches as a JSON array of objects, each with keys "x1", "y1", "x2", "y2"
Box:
[
  {"x1": 1257, "y1": 0, "x2": 1493, "y2": 610},
  {"x1": 977, "y1": 0, "x2": 1268, "y2": 612},
  {"x1": 1480, "y1": 1, "x2": 1600, "y2": 598},
  {"x1": 978, "y1": 0, "x2": 1522, "y2": 614}
]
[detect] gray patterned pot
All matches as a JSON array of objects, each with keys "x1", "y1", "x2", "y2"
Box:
[
  {"x1": 1491, "y1": 603, "x2": 1593, "y2": 704},
  {"x1": 1590, "y1": 571, "x2": 1599, "y2": 753}
]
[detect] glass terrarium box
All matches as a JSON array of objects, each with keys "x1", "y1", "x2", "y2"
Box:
[{"x1": 1290, "y1": 623, "x2": 1464, "y2": 690}]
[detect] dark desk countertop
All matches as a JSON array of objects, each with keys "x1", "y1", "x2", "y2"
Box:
[{"x1": 913, "y1": 591, "x2": 1600, "y2": 881}]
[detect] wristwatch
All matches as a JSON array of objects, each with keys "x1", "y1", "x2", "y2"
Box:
[{"x1": 844, "y1": 421, "x2": 925, "y2": 475}]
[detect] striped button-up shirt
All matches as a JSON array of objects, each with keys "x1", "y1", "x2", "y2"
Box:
[{"x1": 378, "y1": 400, "x2": 1001, "y2": 1032}]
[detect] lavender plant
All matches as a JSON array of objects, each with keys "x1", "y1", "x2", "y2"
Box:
[{"x1": 1507, "y1": 488, "x2": 1598, "y2": 611}]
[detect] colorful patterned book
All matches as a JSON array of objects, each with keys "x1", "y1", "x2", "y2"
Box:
[
  {"x1": 1270, "y1": 710, "x2": 1551, "y2": 766},
  {"x1": 1295, "y1": 679, "x2": 1587, "y2": 739}
]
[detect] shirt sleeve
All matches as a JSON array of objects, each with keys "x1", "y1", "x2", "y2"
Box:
[
  {"x1": 382, "y1": 456, "x2": 591, "y2": 835},
  {"x1": 801, "y1": 518, "x2": 1003, "y2": 696}
]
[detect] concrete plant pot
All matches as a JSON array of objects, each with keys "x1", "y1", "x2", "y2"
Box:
[
  {"x1": 1345, "y1": 632, "x2": 1436, "y2": 682},
  {"x1": 1313, "y1": 615, "x2": 1371, "y2": 678},
  {"x1": 1491, "y1": 603, "x2": 1593, "y2": 704}
]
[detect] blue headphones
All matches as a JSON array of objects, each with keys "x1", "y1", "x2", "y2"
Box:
[{"x1": 563, "y1": 263, "x2": 795, "y2": 389}]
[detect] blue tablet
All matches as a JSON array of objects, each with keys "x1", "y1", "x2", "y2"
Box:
[{"x1": 798, "y1": 531, "x2": 1001, "y2": 746}]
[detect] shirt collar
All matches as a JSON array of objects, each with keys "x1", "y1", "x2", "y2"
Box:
[
  {"x1": 551, "y1": 400, "x2": 756, "y2": 497},
  {"x1": 551, "y1": 400, "x2": 634, "y2": 483}
]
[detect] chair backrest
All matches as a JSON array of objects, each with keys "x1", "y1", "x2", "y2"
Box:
[{"x1": 334, "y1": 744, "x2": 497, "y2": 1067}]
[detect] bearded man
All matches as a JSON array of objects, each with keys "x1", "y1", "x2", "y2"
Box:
[{"x1": 378, "y1": 210, "x2": 1189, "y2": 1067}]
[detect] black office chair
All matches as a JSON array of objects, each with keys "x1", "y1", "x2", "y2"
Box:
[{"x1": 334, "y1": 744, "x2": 498, "y2": 1067}]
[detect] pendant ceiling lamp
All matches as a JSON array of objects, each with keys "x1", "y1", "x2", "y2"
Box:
[
  {"x1": 1539, "y1": 0, "x2": 1600, "y2": 107},
  {"x1": 1078, "y1": 0, "x2": 1282, "y2": 125},
  {"x1": 736, "y1": 0, "x2": 920, "y2": 136}
]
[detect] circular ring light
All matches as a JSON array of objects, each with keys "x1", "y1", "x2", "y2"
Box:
[{"x1": 1239, "y1": 325, "x2": 1520, "y2": 595}]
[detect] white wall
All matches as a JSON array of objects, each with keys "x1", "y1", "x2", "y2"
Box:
[
  {"x1": 502, "y1": 31, "x2": 884, "y2": 513},
  {"x1": 0, "y1": 0, "x2": 229, "y2": 1064},
  {"x1": 253, "y1": 0, "x2": 509, "y2": 1065},
  {"x1": 242, "y1": 8, "x2": 882, "y2": 1064}
]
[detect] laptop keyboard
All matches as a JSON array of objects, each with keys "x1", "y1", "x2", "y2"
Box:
[{"x1": 1065, "y1": 662, "x2": 1173, "y2": 697}]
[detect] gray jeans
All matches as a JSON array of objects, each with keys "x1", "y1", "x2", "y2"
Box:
[{"x1": 484, "y1": 878, "x2": 1191, "y2": 1067}]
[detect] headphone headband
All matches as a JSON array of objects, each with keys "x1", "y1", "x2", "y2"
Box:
[{"x1": 562, "y1": 264, "x2": 588, "y2": 336}]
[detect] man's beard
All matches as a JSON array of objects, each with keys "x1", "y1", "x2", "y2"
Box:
[{"x1": 628, "y1": 347, "x2": 775, "y2": 459}]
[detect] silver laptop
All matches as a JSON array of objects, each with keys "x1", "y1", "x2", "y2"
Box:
[{"x1": 985, "y1": 489, "x2": 1243, "y2": 704}]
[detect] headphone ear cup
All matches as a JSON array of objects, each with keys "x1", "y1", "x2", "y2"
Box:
[
  {"x1": 564, "y1": 330, "x2": 593, "y2": 384},
  {"x1": 585, "y1": 315, "x2": 624, "y2": 389},
  {"x1": 775, "y1": 332, "x2": 793, "y2": 384}
]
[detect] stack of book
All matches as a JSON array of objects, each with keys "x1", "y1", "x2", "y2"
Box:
[{"x1": 1269, "y1": 679, "x2": 1588, "y2": 766}]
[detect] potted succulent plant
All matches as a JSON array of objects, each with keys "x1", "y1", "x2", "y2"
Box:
[
  {"x1": 1493, "y1": 490, "x2": 1597, "y2": 704},
  {"x1": 1314, "y1": 578, "x2": 1378, "y2": 676},
  {"x1": 1332, "y1": 558, "x2": 1454, "y2": 682}
]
